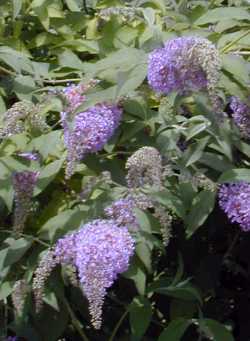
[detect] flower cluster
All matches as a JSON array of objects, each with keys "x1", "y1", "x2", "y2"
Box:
[
  {"x1": 32, "y1": 248, "x2": 59, "y2": 312},
  {"x1": 12, "y1": 171, "x2": 39, "y2": 233},
  {"x1": 98, "y1": 7, "x2": 140, "y2": 22},
  {"x1": 105, "y1": 198, "x2": 138, "y2": 230},
  {"x1": 63, "y1": 103, "x2": 122, "y2": 178},
  {"x1": 33, "y1": 220, "x2": 134, "y2": 329},
  {"x1": 0, "y1": 100, "x2": 49, "y2": 138},
  {"x1": 218, "y1": 182, "x2": 250, "y2": 231},
  {"x1": 16, "y1": 152, "x2": 40, "y2": 161},
  {"x1": 126, "y1": 146, "x2": 163, "y2": 188},
  {"x1": 148, "y1": 36, "x2": 221, "y2": 99},
  {"x1": 230, "y1": 96, "x2": 250, "y2": 138},
  {"x1": 11, "y1": 280, "x2": 29, "y2": 316},
  {"x1": 62, "y1": 80, "x2": 98, "y2": 113}
]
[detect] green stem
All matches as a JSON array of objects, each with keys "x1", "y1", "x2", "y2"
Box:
[
  {"x1": 63, "y1": 298, "x2": 89, "y2": 341},
  {"x1": 42, "y1": 78, "x2": 82, "y2": 85},
  {"x1": 221, "y1": 29, "x2": 250, "y2": 53},
  {"x1": 224, "y1": 231, "x2": 240, "y2": 261},
  {"x1": 108, "y1": 309, "x2": 129, "y2": 341},
  {"x1": 0, "y1": 65, "x2": 16, "y2": 76},
  {"x1": 0, "y1": 229, "x2": 50, "y2": 248}
]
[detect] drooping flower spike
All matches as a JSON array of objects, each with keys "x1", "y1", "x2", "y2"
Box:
[
  {"x1": 230, "y1": 96, "x2": 250, "y2": 138},
  {"x1": 33, "y1": 219, "x2": 134, "y2": 329}
]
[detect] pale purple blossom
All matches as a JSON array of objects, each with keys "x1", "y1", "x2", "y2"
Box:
[
  {"x1": 63, "y1": 103, "x2": 122, "y2": 178},
  {"x1": 219, "y1": 182, "x2": 250, "y2": 231},
  {"x1": 148, "y1": 36, "x2": 220, "y2": 96},
  {"x1": 12, "y1": 171, "x2": 39, "y2": 233},
  {"x1": 230, "y1": 96, "x2": 250, "y2": 138}
]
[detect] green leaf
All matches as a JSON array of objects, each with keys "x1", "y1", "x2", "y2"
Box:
[
  {"x1": 150, "y1": 190, "x2": 186, "y2": 219},
  {"x1": 0, "y1": 281, "x2": 13, "y2": 300},
  {"x1": 136, "y1": 242, "x2": 152, "y2": 273},
  {"x1": 185, "y1": 136, "x2": 210, "y2": 167},
  {"x1": 123, "y1": 258, "x2": 146, "y2": 296},
  {"x1": 34, "y1": 159, "x2": 64, "y2": 196},
  {"x1": 12, "y1": 0, "x2": 22, "y2": 19},
  {"x1": 58, "y1": 49, "x2": 84, "y2": 70},
  {"x1": 4, "y1": 238, "x2": 32, "y2": 267},
  {"x1": 219, "y1": 168, "x2": 250, "y2": 183},
  {"x1": 39, "y1": 208, "x2": 88, "y2": 241},
  {"x1": 197, "y1": 319, "x2": 234, "y2": 341},
  {"x1": 158, "y1": 318, "x2": 191, "y2": 341},
  {"x1": 65, "y1": 0, "x2": 81, "y2": 11},
  {"x1": 28, "y1": 130, "x2": 64, "y2": 159},
  {"x1": 129, "y1": 297, "x2": 152, "y2": 341},
  {"x1": 186, "y1": 190, "x2": 216, "y2": 237},
  {"x1": 222, "y1": 54, "x2": 249, "y2": 87},
  {"x1": 195, "y1": 7, "x2": 250, "y2": 25}
]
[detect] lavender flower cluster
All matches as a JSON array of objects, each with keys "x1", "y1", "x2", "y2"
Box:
[
  {"x1": 148, "y1": 36, "x2": 221, "y2": 100},
  {"x1": 33, "y1": 219, "x2": 134, "y2": 329},
  {"x1": 12, "y1": 171, "x2": 39, "y2": 233},
  {"x1": 0, "y1": 100, "x2": 49, "y2": 138},
  {"x1": 230, "y1": 96, "x2": 250, "y2": 138},
  {"x1": 62, "y1": 103, "x2": 122, "y2": 178},
  {"x1": 219, "y1": 181, "x2": 250, "y2": 231}
]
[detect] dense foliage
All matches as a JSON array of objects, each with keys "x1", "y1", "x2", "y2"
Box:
[{"x1": 0, "y1": 0, "x2": 250, "y2": 340}]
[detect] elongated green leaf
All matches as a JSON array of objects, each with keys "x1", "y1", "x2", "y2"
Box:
[
  {"x1": 4, "y1": 238, "x2": 32, "y2": 267},
  {"x1": 219, "y1": 168, "x2": 250, "y2": 183},
  {"x1": 195, "y1": 7, "x2": 250, "y2": 25},
  {"x1": 158, "y1": 318, "x2": 191, "y2": 341},
  {"x1": 13, "y1": 0, "x2": 22, "y2": 19},
  {"x1": 197, "y1": 319, "x2": 234, "y2": 341},
  {"x1": 186, "y1": 190, "x2": 216, "y2": 237},
  {"x1": 129, "y1": 297, "x2": 152, "y2": 341}
]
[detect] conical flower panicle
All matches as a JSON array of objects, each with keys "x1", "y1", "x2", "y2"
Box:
[
  {"x1": 230, "y1": 96, "x2": 250, "y2": 138},
  {"x1": 148, "y1": 36, "x2": 221, "y2": 111},
  {"x1": 63, "y1": 103, "x2": 122, "y2": 178},
  {"x1": 12, "y1": 171, "x2": 39, "y2": 233},
  {"x1": 125, "y1": 146, "x2": 163, "y2": 188},
  {"x1": 33, "y1": 219, "x2": 134, "y2": 329}
]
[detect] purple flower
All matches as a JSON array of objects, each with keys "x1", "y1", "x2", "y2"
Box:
[
  {"x1": 74, "y1": 220, "x2": 134, "y2": 328},
  {"x1": 148, "y1": 36, "x2": 220, "y2": 96},
  {"x1": 230, "y1": 97, "x2": 250, "y2": 138},
  {"x1": 104, "y1": 198, "x2": 138, "y2": 230},
  {"x1": 12, "y1": 171, "x2": 39, "y2": 233},
  {"x1": 35, "y1": 219, "x2": 135, "y2": 329},
  {"x1": 63, "y1": 103, "x2": 122, "y2": 178},
  {"x1": 219, "y1": 182, "x2": 250, "y2": 231},
  {"x1": 6, "y1": 337, "x2": 18, "y2": 341},
  {"x1": 63, "y1": 80, "x2": 99, "y2": 112}
]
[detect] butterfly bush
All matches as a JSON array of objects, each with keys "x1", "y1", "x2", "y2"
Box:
[
  {"x1": 148, "y1": 36, "x2": 221, "y2": 108},
  {"x1": 230, "y1": 96, "x2": 250, "y2": 138},
  {"x1": 33, "y1": 219, "x2": 134, "y2": 329},
  {"x1": 0, "y1": 100, "x2": 49, "y2": 137},
  {"x1": 12, "y1": 171, "x2": 39, "y2": 233},
  {"x1": 11, "y1": 280, "x2": 29, "y2": 316},
  {"x1": 105, "y1": 198, "x2": 139, "y2": 230},
  {"x1": 219, "y1": 182, "x2": 250, "y2": 231}
]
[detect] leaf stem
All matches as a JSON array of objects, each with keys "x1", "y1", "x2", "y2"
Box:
[
  {"x1": 108, "y1": 309, "x2": 129, "y2": 341},
  {"x1": 42, "y1": 78, "x2": 82, "y2": 85},
  {"x1": 0, "y1": 65, "x2": 16, "y2": 76},
  {"x1": 0, "y1": 229, "x2": 50, "y2": 248},
  {"x1": 221, "y1": 29, "x2": 250, "y2": 53},
  {"x1": 63, "y1": 297, "x2": 89, "y2": 341}
]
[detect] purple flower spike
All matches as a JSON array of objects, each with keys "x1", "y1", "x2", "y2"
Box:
[
  {"x1": 219, "y1": 182, "x2": 250, "y2": 231},
  {"x1": 230, "y1": 96, "x2": 250, "y2": 138},
  {"x1": 12, "y1": 171, "x2": 39, "y2": 233},
  {"x1": 63, "y1": 103, "x2": 122, "y2": 178},
  {"x1": 74, "y1": 220, "x2": 134, "y2": 329},
  {"x1": 148, "y1": 36, "x2": 221, "y2": 96},
  {"x1": 105, "y1": 198, "x2": 138, "y2": 230}
]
